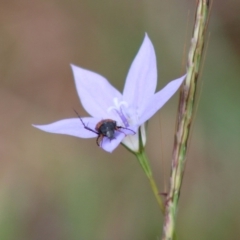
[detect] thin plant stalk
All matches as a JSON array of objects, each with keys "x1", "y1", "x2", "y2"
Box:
[
  {"x1": 124, "y1": 127, "x2": 165, "y2": 213},
  {"x1": 135, "y1": 150, "x2": 165, "y2": 213},
  {"x1": 161, "y1": 1, "x2": 210, "y2": 239}
]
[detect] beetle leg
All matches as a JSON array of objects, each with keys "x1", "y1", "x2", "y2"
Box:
[
  {"x1": 116, "y1": 126, "x2": 136, "y2": 135},
  {"x1": 96, "y1": 134, "x2": 103, "y2": 146},
  {"x1": 115, "y1": 128, "x2": 127, "y2": 136}
]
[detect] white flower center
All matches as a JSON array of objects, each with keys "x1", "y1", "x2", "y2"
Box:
[
  {"x1": 107, "y1": 97, "x2": 130, "y2": 127},
  {"x1": 107, "y1": 97, "x2": 128, "y2": 111}
]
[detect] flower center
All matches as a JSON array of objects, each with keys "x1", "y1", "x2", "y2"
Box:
[{"x1": 107, "y1": 98, "x2": 130, "y2": 127}]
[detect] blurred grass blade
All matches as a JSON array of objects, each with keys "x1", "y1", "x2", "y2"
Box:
[{"x1": 162, "y1": 1, "x2": 211, "y2": 239}]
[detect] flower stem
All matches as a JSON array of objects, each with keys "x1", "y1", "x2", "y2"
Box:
[
  {"x1": 135, "y1": 150, "x2": 165, "y2": 214},
  {"x1": 161, "y1": 1, "x2": 210, "y2": 239}
]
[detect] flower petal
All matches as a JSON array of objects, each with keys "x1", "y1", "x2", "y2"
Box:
[
  {"x1": 101, "y1": 131, "x2": 125, "y2": 152},
  {"x1": 33, "y1": 118, "x2": 100, "y2": 138},
  {"x1": 139, "y1": 75, "x2": 186, "y2": 125},
  {"x1": 71, "y1": 64, "x2": 122, "y2": 119},
  {"x1": 121, "y1": 124, "x2": 146, "y2": 152},
  {"x1": 123, "y1": 34, "x2": 157, "y2": 114},
  {"x1": 121, "y1": 134, "x2": 139, "y2": 152},
  {"x1": 100, "y1": 126, "x2": 136, "y2": 152}
]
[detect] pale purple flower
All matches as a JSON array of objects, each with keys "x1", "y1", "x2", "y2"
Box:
[{"x1": 33, "y1": 34, "x2": 185, "y2": 153}]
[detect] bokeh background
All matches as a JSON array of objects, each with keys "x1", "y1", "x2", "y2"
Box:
[{"x1": 0, "y1": 0, "x2": 239, "y2": 239}]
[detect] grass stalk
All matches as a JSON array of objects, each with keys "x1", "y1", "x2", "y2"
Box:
[{"x1": 161, "y1": 1, "x2": 210, "y2": 239}]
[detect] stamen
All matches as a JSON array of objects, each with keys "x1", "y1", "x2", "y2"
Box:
[
  {"x1": 108, "y1": 98, "x2": 128, "y2": 112},
  {"x1": 118, "y1": 108, "x2": 129, "y2": 127},
  {"x1": 119, "y1": 101, "x2": 128, "y2": 108},
  {"x1": 107, "y1": 98, "x2": 130, "y2": 127}
]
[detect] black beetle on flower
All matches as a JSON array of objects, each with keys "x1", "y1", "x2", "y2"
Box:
[{"x1": 74, "y1": 110, "x2": 135, "y2": 146}]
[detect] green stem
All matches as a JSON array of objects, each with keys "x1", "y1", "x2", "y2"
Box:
[
  {"x1": 161, "y1": 1, "x2": 210, "y2": 239},
  {"x1": 135, "y1": 150, "x2": 165, "y2": 214}
]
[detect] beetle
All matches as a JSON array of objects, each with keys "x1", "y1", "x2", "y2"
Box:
[{"x1": 74, "y1": 110, "x2": 135, "y2": 146}]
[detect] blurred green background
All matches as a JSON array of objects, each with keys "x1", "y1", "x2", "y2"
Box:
[{"x1": 0, "y1": 0, "x2": 239, "y2": 239}]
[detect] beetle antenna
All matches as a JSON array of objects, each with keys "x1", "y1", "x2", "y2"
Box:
[
  {"x1": 73, "y1": 108, "x2": 99, "y2": 135},
  {"x1": 73, "y1": 108, "x2": 86, "y2": 127}
]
